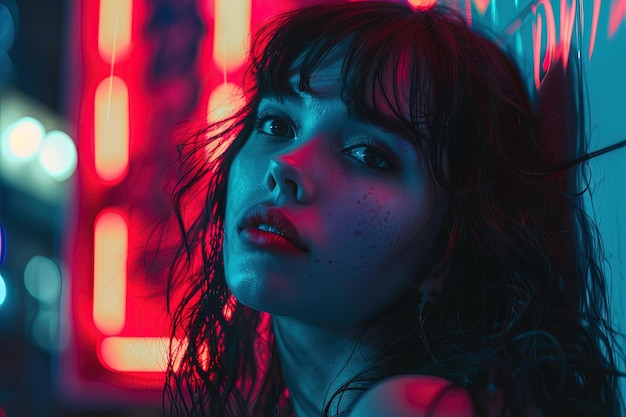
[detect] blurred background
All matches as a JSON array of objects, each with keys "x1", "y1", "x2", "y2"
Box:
[{"x1": 0, "y1": 0, "x2": 624, "y2": 416}]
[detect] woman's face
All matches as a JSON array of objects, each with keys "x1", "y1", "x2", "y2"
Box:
[{"x1": 223, "y1": 58, "x2": 447, "y2": 330}]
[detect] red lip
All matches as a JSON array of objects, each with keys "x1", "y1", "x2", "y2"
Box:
[{"x1": 238, "y1": 205, "x2": 307, "y2": 253}]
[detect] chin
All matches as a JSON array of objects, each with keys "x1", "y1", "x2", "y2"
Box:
[{"x1": 227, "y1": 277, "x2": 295, "y2": 314}]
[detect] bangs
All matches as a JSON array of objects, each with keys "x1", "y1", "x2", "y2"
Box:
[{"x1": 248, "y1": 2, "x2": 451, "y2": 145}]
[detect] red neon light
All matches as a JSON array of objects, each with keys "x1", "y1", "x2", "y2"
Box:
[
  {"x1": 472, "y1": 0, "x2": 491, "y2": 16},
  {"x1": 213, "y1": 0, "x2": 251, "y2": 72},
  {"x1": 63, "y1": 0, "x2": 174, "y2": 398},
  {"x1": 559, "y1": 0, "x2": 577, "y2": 69},
  {"x1": 609, "y1": 0, "x2": 626, "y2": 37},
  {"x1": 94, "y1": 76, "x2": 129, "y2": 183},
  {"x1": 407, "y1": 0, "x2": 438, "y2": 9},
  {"x1": 100, "y1": 337, "x2": 186, "y2": 373},
  {"x1": 93, "y1": 209, "x2": 128, "y2": 335},
  {"x1": 529, "y1": 0, "x2": 592, "y2": 89},
  {"x1": 98, "y1": 0, "x2": 133, "y2": 63},
  {"x1": 590, "y1": 0, "x2": 602, "y2": 58}
]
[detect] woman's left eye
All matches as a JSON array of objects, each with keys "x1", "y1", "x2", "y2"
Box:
[{"x1": 342, "y1": 143, "x2": 396, "y2": 172}]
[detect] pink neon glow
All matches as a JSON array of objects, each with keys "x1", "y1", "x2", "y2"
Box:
[
  {"x1": 609, "y1": 0, "x2": 626, "y2": 37},
  {"x1": 533, "y1": 14, "x2": 543, "y2": 90},
  {"x1": 466, "y1": 0, "x2": 472, "y2": 24},
  {"x1": 543, "y1": 1, "x2": 557, "y2": 72},
  {"x1": 472, "y1": 0, "x2": 491, "y2": 15},
  {"x1": 559, "y1": 0, "x2": 577, "y2": 69},
  {"x1": 100, "y1": 337, "x2": 186, "y2": 373},
  {"x1": 407, "y1": 0, "x2": 437, "y2": 9},
  {"x1": 531, "y1": 0, "x2": 557, "y2": 89},
  {"x1": 590, "y1": 0, "x2": 602, "y2": 58}
]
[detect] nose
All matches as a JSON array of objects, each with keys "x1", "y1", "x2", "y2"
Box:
[{"x1": 264, "y1": 143, "x2": 318, "y2": 204}]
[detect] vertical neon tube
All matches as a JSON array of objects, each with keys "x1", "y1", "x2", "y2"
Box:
[
  {"x1": 213, "y1": 0, "x2": 251, "y2": 72},
  {"x1": 93, "y1": 210, "x2": 128, "y2": 335},
  {"x1": 94, "y1": 76, "x2": 129, "y2": 182},
  {"x1": 98, "y1": 0, "x2": 133, "y2": 63}
]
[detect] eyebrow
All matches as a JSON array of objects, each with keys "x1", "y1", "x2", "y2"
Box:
[
  {"x1": 260, "y1": 78, "x2": 305, "y2": 102},
  {"x1": 260, "y1": 91, "x2": 302, "y2": 104}
]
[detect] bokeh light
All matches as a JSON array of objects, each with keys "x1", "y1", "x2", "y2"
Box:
[
  {"x1": 24, "y1": 256, "x2": 62, "y2": 305},
  {"x1": 37, "y1": 130, "x2": 78, "y2": 181},
  {"x1": 3, "y1": 116, "x2": 45, "y2": 160},
  {"x1": 207, "y1": 82, "x2": 243, "y2": 124},
  {"x1": 31, "y1": 310, "x2": 60, "y2": 351}
]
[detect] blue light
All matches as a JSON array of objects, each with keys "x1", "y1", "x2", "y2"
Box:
[
  {"x1": 0, "y1": 272, "x2": 6, "y2": 306},
  {"x1": 0, "y1": 223, "x2": 5, "y2": 265}
]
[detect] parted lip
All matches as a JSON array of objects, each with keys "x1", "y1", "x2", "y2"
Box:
[{"x1": 238, "y1": 204, "x2": 307, "y2": 251}]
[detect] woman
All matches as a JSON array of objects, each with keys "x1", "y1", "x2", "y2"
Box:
[{"x1": 164, "y1": 2, "x2": 624, "y2": 416}]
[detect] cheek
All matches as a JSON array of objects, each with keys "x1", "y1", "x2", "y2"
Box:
[
  {"x1": 318, "y1": 184, "x2": 428, "y2": 274},
  {"x1": 226, "y1": 154, "x2": 265, "y2": 215},
  {"x1": 345, "y1": 186, "x2": 422, "y2": 250},
  {"x1": 228, "y1": 154, "x2": 252, "y2": 196}
]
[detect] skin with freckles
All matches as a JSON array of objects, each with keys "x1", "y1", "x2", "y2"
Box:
[
  {"x1": 223, "y1": 58, "x2": 448, "y2": 331},
  {"x1": 222, "y1": 57, "x2": 451, "y2": 417}
]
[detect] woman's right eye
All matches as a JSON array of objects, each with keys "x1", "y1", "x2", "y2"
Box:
[{"x1": 255, "y1": 114, "x2": 296, "y2": 139}]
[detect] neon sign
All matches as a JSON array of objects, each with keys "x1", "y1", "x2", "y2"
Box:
[{"x1": 62, "y1": 0, "x2": 625, "y2": 405}]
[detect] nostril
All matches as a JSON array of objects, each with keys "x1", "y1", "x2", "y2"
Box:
[
  {"x1": 284, "y1": 179, "x2": 298, "y2": 196},
  {"x1": 266, "y1": 175, "x2": 277, "y2": 191},
  {"x1": 264, "y1": 158, "x2": 314, "y2": 203}
]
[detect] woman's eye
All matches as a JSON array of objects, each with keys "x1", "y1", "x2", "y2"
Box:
[
  {"x1": 343, "y1": 145, "x2": 393, "y2": 171},
  {"x1": 256, "y1": 115, "x2": 295, "y2": 138}
]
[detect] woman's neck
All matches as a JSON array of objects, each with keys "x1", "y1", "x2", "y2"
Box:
[{"x1": 272, "y1": 316, "x2": 382, "y2": 417}]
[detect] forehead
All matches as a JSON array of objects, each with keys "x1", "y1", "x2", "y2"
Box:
[{"x1": 287, "y1": 45, "x2": 414, "y2": 114}]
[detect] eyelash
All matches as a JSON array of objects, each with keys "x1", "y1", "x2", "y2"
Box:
[
  {"x1": 342, "y1": 138, "x2": 399, "y2": 173},
  {"x1": 254, "y1": 111, "x2": 297, "y2": 139},
  {"x1": 253, "y1": 111, "x2": 399, "y2": 173}
]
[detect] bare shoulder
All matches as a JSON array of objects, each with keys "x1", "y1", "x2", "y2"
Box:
[{"x1": 348, "y1": 375, "x2": 475, "y2": 417}]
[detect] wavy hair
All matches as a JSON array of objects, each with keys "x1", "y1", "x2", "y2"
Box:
[{"x1": 164, "y1": 2, "x2": 624, "y2": 416}]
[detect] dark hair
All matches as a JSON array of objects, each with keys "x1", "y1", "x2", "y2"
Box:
[{"x1": 164, "y1": 2, "x2": 624, "y2": 416}]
